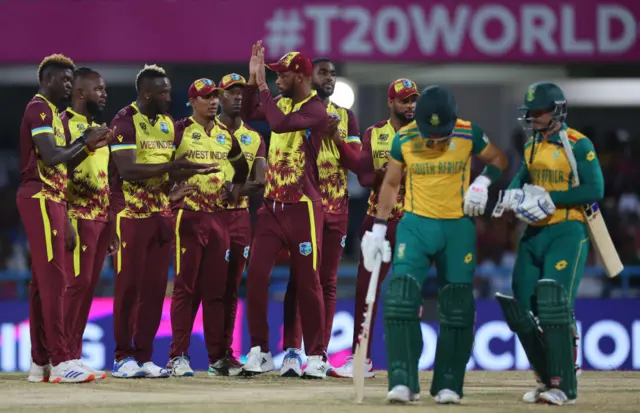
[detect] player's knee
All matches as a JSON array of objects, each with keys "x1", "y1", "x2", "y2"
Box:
[
  {"x1": 496, "y1": 293, "x2": 537, "y2": 333},
  {"x1": 535, "y1": 279, "x2": 572, "y2": 325},
  {"x1": 383, "y1": 274, "x2": 422, "y2": 321},
  {"x1": 438, "y1": 283, "x2": 475, "y2": 328}
]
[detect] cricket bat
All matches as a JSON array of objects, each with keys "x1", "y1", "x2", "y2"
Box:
[
  {"x1": 559, "y1": 130, "x2": 623, "y2": 278},
  {"x1": 353, "y1": 252, "x2": 382, "y2": 404}
]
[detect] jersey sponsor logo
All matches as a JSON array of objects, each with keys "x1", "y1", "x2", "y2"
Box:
[
  {"x1": 555, "y1": 260, "x2": 568, "y2": 271},
  {"x1": 240, "y1": 134, "x2": 252, "y2": 145},
  {"x1": 377, "y1": 134, "x2": 389, "y2": 142},
  {"x1": 40, "y1": 113, "x2": 47, "y2": 121},
  {"x1": 192, "y1": 132, "x2": 201, "y2": 140},
  {"x1": 299, "y1": 242, "x2": 312, "y2": 256},
  {"x1": 140, "y1": 140, "x2": 174, "y2": 150}
]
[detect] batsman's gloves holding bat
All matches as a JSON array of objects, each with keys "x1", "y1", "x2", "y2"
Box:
[
  {"x1": 361, "y1": 220, "x2": 392, "y2": 272},
  {"x1": 463, "y1": 175, "x2": 491, "y2": 216},
  {"x1": 514, "y1": 185, "x2": 556, "y2": 224},
  {"x1": 492, "y1": 188, "x2": 525, "y2": 218}
]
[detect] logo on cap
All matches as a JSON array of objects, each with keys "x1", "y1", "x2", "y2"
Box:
[
  {"x1": 194, "y1": 78, "x2": 214, "y2": 91},
  {"x1": 403, "y1": 80, "x2": 414, "y2": 89},
  {"x1": 279, "y1": 52, "x2": 298, "y2": 67},
  {"x1": 394, "y1": 82, "x2": 404, "y2": 93},
  {"x1": 527, "y1": 87, "x2": 535, "y2": 102},
  {"x1": 430, "y1": 114, "x2": 440, "y2": 126}
]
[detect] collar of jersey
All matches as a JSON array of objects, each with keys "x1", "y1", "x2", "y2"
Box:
[
  {"x1": 36, "y1": 94, "x2": 57, "y2": 113},
  {"x1": 534, "y1": 123, "x2": 568, "y2": 143},
  {"x1": 215, "y1": 116, "x2": 244, "y2": 134},
  {"x1": 131, "y1": 101, "x2": 163, "y2": 124},
  {"x1": 65, "y1": 108, "x2": 96, "y2": 126}
]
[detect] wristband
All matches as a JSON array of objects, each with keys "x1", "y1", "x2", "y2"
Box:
[
  {"x1": 76, "y1": 134, "x2": 88, "y2": 146},
  {"x1": 480, "y1": 164, "x2": 502, "y2": 185},
  {"x1": 373, "y1": 217, "x2": 387, "y2": 226}
]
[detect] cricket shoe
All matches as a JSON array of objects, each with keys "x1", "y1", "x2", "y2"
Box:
[
  {"x1": 139, "y1": 361, "x2": 170, "y2": 378},
  {"x1": 72, "y1": 359, "x2": 107, "y2": 380},
  {"x1": 50, "y1": 361, "x2": 95, "y2": 383},
  {"x1": 280, "y1": 348, "x2": 303, "y2": 377},
  {"x1": 167, "y1": 356, "x2": 195, "y2": 377},
  {"x1": 538, "y1": 388, "x2": 576, "y2": 405},
  {"x1": 387, "y1": 385, "x2": 420, "y2": 403},
  {"x1": 434, "y1": 389, "x2": 461, "y2": 404},
  {"x1": 328, "y1": 356, "x2": 375, "y2": 379},
  {"x1": 522, "y1": 381, "x2": 547, "y2": 403},
  {"x1": 208, "y1": 355, "x2": 243, "y2": 377},
  {"x1": 302, "y1": 355, "x2": 327, "y2": 379},
  {"x1": 242, "y1": 346, "x2": 274, "y2": 376},
  {"x1": 112, "y1": 357, "x2": 145, "y2": 378},
  {"x1": 28, "y1": 360, "x2": 50, "y2": 383}
]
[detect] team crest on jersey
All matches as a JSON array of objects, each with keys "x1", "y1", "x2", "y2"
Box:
[
  {"x1": 378, "y1": 134, "x2": 389, "y2": 142},
  {"x1": 77, "y1": 123, "x2": 86, "y2": 131},
  {"x1": 397, "y1": 243, "x2": 406, "y2": 259},
  {"x1": 225, "y1": 249, "x2": 230, "y2": 262},
  {"x1": 241, "y1": 134, "x2": 252, "y2": 145},
  {"x1": 299, "y1": 242, "x2": 312, "y2": 256},
  {"x1": 216, "y1": 134, "x2": 226, "y2": 144},
  {"x1": 192, "y1": 132, "x2": 201, "y2": 140},
  {"x1": 340, "y1": 235, "x2": 346, "y2": 248},
  {"x1": 244, "y1": 246, "x2": 250, "y2": 258},
  {"x1": 160, "y1": 122, "x2": 169, "y2": 134},
  {"x1": 553, "y1": 149, "x2": 561, "y2": 160}
]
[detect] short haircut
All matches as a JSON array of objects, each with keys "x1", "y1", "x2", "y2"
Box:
[
  {"x1": 73, "y1": 67, "x2": 100, "y2": 82},
  {"x1": 312, "y1": 57, "x2": 333, "y2": 66},
  {"x1": 135, "y1": 64, "x2": 167, "y2": 92},
  {"x1": 37, "y1": 54, "x2": 75, "y2": 82}
]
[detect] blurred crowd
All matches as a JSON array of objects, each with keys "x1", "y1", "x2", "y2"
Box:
[{"x1": 1, "y1": 125, "x2": 639, "y2": 300}]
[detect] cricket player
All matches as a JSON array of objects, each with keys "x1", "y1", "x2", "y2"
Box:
[
  {"x1": 492, "y1": 82, "x2": 604, "y2": 406},
  {"x1": 240, "y1": 42, "x2": 329, "y2": 378},
  {"x1": 330, "y1": 78, "x2": 418, "y2": 379},
  {"x1": 18, "y1": 54, "x2": 113, "y2": 383},
  {"x1": 212, "y1": 73, "x2": 267, "y2": 376},
  {"x1": 281, "y1": 57, "x2": 361, "y2": 377},
  {"x1": 109, "y1": 65, "x2": 216, "y2": 378},
  {"x1": 167, "y1": 78, "x2": 249, "y2": 377},
  {"x1": 61, "y1": 67, "x2": 118, "y2": 381},
  {"x1": 361, "y1": 85, "x2": 508, "y2": 404}
]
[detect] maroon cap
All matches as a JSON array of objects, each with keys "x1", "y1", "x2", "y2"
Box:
[
  {"x1": 219, "y1": 73, "x2": 247, "y2": 90},
  {"x1": 188, "y1": 78, "x2": 224, "y2": 99},
  {"x1": 388, "y1": 78, "x2": 420, "y2": 101},
  {"x1": 266, "y1": 52, "x2": 313, "y2": 77}
]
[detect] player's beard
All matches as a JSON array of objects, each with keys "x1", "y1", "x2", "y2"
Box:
[
  {"x1": 395, "y1": 110, "x2": 412, "y2": 123},
  {"x1": 314, "y1": 83, "x2": 333, "y2": 100},
  {"x1": 86, "y1": 100, "x2": 103, "y2": 120}
]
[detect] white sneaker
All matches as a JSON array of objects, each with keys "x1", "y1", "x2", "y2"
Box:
[
  {"x1": 538, "y1": 388, "x2": 576, "y2": 405},
  {"x1": 112, "y1": 357, "x2": 145, "y2": 378},
  {"x1": 387, "y1": 385, "x2": 420, "y2": 403},
  {"x1": 28, "y1": 361, "x2": 51, "y2": 383},
  {"x1": 242, "y1": 346, "x2": 275, "y2": 375},
  {"x1": 168, "y1": 356, "x2": 195, "y2": 377},
  {"x1": 522, "y1": 381, "x2": 547, "y2": 403},
  {"x1": 328, "y1": 355, "x2": 375, "y2": 379},
  {"x1": 139, "y1": 361, "x2": 170, "y2": 378},
  {"x1": 434, "y1": 389, "x2": 461, "y2": 404},
  {"x1": 280, "y1": 348, "x2": 302, "y2": 377},
  {"x1": 72, "y1": 359, "x2": 107, "y2": 381},
  {"x1": 302, "y1": 355, "x2": 327, "y2": 379},
  {"x1": 50, "y1": 361, "x2": 95, "y2": 383}
]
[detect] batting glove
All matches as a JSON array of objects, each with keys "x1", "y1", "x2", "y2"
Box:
[{"x1": 464, "y1": 175, "x2": 491, "y2": 216}]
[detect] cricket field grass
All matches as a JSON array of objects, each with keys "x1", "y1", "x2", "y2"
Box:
[{"x1": 0, "y1": 371, "x2": 638, "y2": 412}]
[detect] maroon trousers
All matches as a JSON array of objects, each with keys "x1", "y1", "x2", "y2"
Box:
[
  {"x1": 219, "y1": 209, "x2": 252, "y2": 356},
  {"x1": 169, "y1": 209, "x2": 231, "y2": 363},
  {"x1": 283, "y1": 212, "x2": 348, "y2": 350},
  {"x1": 113, "y1": 214, "x2": 172, "y2": 363},
  {"x1": 17, "y1": 194, "x2": 69, "y2": 366},
  {"x1": 64, "y1": 218, "x2": 111, "y2": 360},
  {"x1": 245, "y1": 198, "x2": 325, "y2": 356},
  {"x1": 352, "y1": 214, "x2": 398, "y2": 357}
]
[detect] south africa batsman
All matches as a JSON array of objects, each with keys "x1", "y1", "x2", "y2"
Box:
[
  {"x1": 361, "y1": 85, "x2": 508, "y2": 404},
  {"x1": 492, "y1": 82, "x2": 604, "y2": 406}
]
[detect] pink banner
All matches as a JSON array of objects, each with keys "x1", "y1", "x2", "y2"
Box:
[{"x1": 1, "y1": 0, "x2": 639, "y2": 63}]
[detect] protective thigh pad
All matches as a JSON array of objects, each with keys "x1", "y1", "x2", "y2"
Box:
[
  {"x1": 535, "y1": 280, "x2": 577, "y2": 399},
  {"x1": 496, "y1": 293, "x2": 548, "y2": 384},
  {"x1": 383, "y1": 275, "x2": 423, "y2": 394},
  {"x1": 431, "y1": 283, "x2": 474, "y2": 398}
]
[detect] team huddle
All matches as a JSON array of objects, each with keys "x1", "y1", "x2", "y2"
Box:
[{"x1": 18, "y1": 40, "x2": 611, "y2": 406}]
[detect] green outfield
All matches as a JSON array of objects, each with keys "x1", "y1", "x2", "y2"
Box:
[{"x1": 0, "y1": 371, "x2": 638, "y2": 412}]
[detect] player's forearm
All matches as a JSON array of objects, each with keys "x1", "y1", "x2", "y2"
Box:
[
  {"x1": 39, "y1": 139, "x2": 86, "y2": 166},
  {"x1": 336, "y1": 141, "x2": 361, "y2": 172},
  {"x1": 357, "y1": 150, "x2": 378, "y2": 187},
  {"x1": 169, "y1": 169, "x2": 197, "y2": 183},
  {"x1": 258, "y1": 89, "x2": 319, "y2": 133},
  {"x1": 375, "y1": 181, "x2": 400, "y2": 220},
  {"x1": 252, "y1": 159, "x2": 266, "y2": 185},
  {"x1": 507, "y1": 162, "x2": 530, "y2": 189},
  {"x1": 550, "y1": 164, "x2": 605, "y2": 206},
  {"x1": 230, "y1": 157, "x2": 250, "y2": 184},
  {"x1": 240, "y1": 85, "x2": 265, "y2": 122},
  {"x1": 67, "y1": 148, "x2": 92, "y2": 171},
  {"x1": 119, "y1": 163, "x2": 173, "y2": 181}
]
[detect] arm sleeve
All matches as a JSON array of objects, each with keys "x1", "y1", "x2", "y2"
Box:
[
  {"x1": 389, "y1": 132, "x2": 404, "y2": 164},
  {"x1": 470, "y1": 123, "x2": 489, "y2": 155},
  {"x1": 240, "y1": 85, "x2": 265, "y2": 122},
  {"x1": 27, "y1": 101, "x2": 55, "y2": 138},
  {"x1": 228, "y1": 134, "x2": 244, "y2": 162},
  {"x1": 109, "y1": 115, "x2": 137, "y2": 152},
  {"x1": 337, "y1": 141, "x2": 361, "y2": 172},
  {"x1": 357, "y1": 127, "x2": 376, "y2": 187},
  {"x1": 507, "y1": 161, "x2": 530, "y2": 189},
  {"x1": 345, "y1": 109, "x2": 361, "y2": 144},
  {"x1": 255, "y1": 135, "x2": 266, "y2": 159},
  {"x1": 549, "y1": 138, "x2": 605, "y2": 205},
  {"x1": 259, "y1": 91, "x2": 325, "y2": 133},
  {"x1": 173, "y1": 120, "x2": 185, "y2": 149}
]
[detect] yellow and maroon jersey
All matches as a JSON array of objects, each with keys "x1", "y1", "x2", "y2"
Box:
[
  {"x1": 241, "y1": 86, "x2": 328, "y2": 203},
  {"x1": 216, "y1": 118, "x2": 266, "y2": 210},
  {"x1": 173, "y1": 117, "x2": 244, "y2": 213},
  {"x1": 109, "y1": 103, "x2": 176, "y2": 219},
  {"x1": 318, "y1": 102, "x2": 361, "y2": 215},
  {"x1": 61, "y1": 109, "x2": 110, "y2": 221},
  {"x1": 360, "y1": 120, "x2": 405, "y2": 220},
  {"x1": 18, "y1": 94, "x2": 67, "y2": 204}
]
